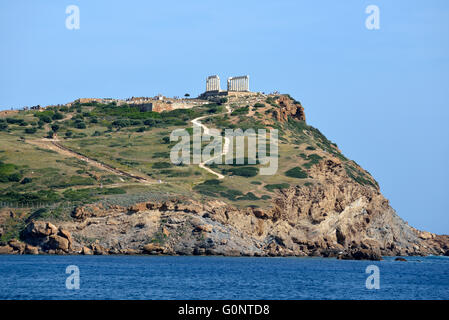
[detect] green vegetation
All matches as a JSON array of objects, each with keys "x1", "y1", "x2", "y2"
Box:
[
  {"x1": 193, "y1": 179, "x2": 260, "y2": 201},
  {"x1": 285, "y1": 167, "x2": 308, "y2": 179},
  {"x1": 264, "y1": 183, "x2": 290, "y2": 192},
  {"x1": 24, "y1": 127, "x2": 37, "y2": 134},
  {"x1": 225, "y1": 166, "x2": 258, "y2": 177},
  {"x1": 153, "y1": 162, "x2": 172, "y2": 169},
  {"x1": 344, "y1": 164, "x2": 378, "y2": 188},
  {"x1": 0, "y1": 216, "x2": 25, "y2": 244},
  {"x1": 231, "y1": 106, "x2": 249, "y2": 116},
  {"x1": 0, "y1": 190, "x2": 61, "y2": 204},
  {"x1": 0, "y1": 92, "x2": 379, "y2": 214},
  {"x1": 0, "y1": 161, "x2": 22, "y2": 183},
  {"x1": 62, "y1": 187, "x2": 126, "y2": 202}
]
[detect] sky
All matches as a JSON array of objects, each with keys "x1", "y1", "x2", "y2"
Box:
[{"x1": 0, "y1": 0, "x2": 448, "y2": 234}]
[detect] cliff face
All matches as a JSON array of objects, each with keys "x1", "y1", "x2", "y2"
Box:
[
  {"x1": 273, "y1": 95, "x2": 306, "y2": 122},
  {"x1": 3, "y1": 157, "x2": 447, "y2": 259}
]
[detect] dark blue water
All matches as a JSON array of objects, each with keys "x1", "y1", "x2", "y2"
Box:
[{"x1": 0, "y1": 255, "x2": 448, "y2": 300}]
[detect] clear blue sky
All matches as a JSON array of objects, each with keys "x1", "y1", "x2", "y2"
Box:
[{"x1": 1, "y1": 0, "x2": 448, "y2": 234}]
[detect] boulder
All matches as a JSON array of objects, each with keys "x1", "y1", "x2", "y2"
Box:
[
  {"x1": 57, "y1": 228, "x2": 72, "y2": 249},
  {"x1": 195, "y1": 224, "x2": 213, "y2": 233},
  {"x1": 47, "y1": 235, "x2": 69, "y2": 252},
  {"x1": 395, "y1": 257, "x2": 407, "y2": 262},
  {"x1": 128, "y1": 202, "x2": 147, "y2": 213},
  {"x1": 72, "y1": 206, "x2": 90, "y2": 220},
  {"x1": 0, "y1": 245, "x2": 13, "y2": 254},
  {"x1": 8, "y1": 239, "x2": 26, "y2": 253},
  {"x1": 252, "y1": 208, "x2": 269, "y2": 219},
  {"x1": 142, "y1": 243, "x2": 165, "y2": 254},
  {"x1": 90, "y1": 243, "x2": 108, "y2": 255},
  {"x1": 81, "y1": 246, "x2": 93, "y2": 255},
  {"x1": 175, "y1": 202, "x2": 202, "y2": 213},
  {"x1": 47, "y1": 223, "x2": 58, "y2": 235},
  {"x1": 25, "y1": 244, "x2": 39, "y2": 255},
  {"x1": 339, "y1": 248, "x2": 383, "y2": 261},
  {"x1": 25, "y1": 221, "x2": 53, "y2": 238},
  {"x1": 121, "y1": 248, "x2": 139, "y2": 255}
]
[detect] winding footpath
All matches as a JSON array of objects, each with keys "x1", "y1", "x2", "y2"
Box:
[
  {"x1": 26, "y1": 138, "x2": 153, "y2": 184},
  {"x1": 191, "y1": 105, "x2": 232, "y2": 179},
  {"x1": 24, "y1": 105, "x2": 232, "y2": 184}
]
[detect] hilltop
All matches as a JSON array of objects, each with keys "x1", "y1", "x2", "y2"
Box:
[{"x1": 0, "y1": 93, "x2": 448, "y2": 259}]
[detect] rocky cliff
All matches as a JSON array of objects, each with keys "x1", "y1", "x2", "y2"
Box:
[
  {"x1": 1, "y1": 94, "x2": 448, "y2": 260},
  {"x1": 2, "y1": 158, "x2": 447, "y2": 260}
]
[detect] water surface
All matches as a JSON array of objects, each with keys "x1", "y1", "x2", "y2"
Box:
[{"x1": 0, "y1": 255, "x2": 448, "y2": 299}]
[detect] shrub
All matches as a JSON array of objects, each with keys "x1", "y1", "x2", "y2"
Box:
[
  {"x1": 203, "y1": 179, "x2": 221, "y2": 185},
  {"x1": 161, "y1": 137, "x2": 170, "y2": 144},
  {"x1": 153, "y1": 162, "x2": 171, "y2": 169},
  {"x1": 20, "y1": 177, "x2": 32, "y2": 184},
  {"x1": 264, "y1": 183, "x2": 290, "y2": 191},
  {"x1": 52, "y1": 112, "x2": 64, "y2": 120},
  {"x1": 0, "y1": 162, "x2": 20, "y2": 182},
  {"x1": 152, "y1": 151, "x2": 170, "y2": 158},
  {"x1": 226, "y1": 166, "x2": 258, "y2": 177},
  {"x1": 40, "y1": 116, "x2": 52, "y2": 123},
  {"x1": 237, "y1": 192, "x2": 259, "y2": 200},
  {"x1": 218, "y1": 97, "x2": 228, "y2": 105},
  {"x1": 51, "y1": 124, "x2": 60, "y2": 132},
  {"x1": 7, "y1": 172, "x2": 22, "y2": 182},
  {"x1": 112, "y1": 119, "x2": 130, "y2": 128},
  {"x1": 208, "y1": 105, "x2": 224, "y2": 114},
  {"x1": 24, "y1": 127, "x2": 37, "y2": 134},
  {"x1": 144, "y1": 119, "x2": 156, "y2": 126},
  {"x1": 75, "y1": 122, "x2": 86, "y2": 129},
  {"x1": 285, "y1": 167, "x2": 308, "y2": 179},
  {"x1": 0, "y1": 190, "x2": 61, "y2": 204},
  {"x1": 231, "y1": 106, "x2": 249, "y2": 116},
  {"x1": 6, "y1": 118, "x2": 24, "y2": 125}
]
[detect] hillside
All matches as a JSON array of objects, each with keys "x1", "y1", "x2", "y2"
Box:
[{"x1": 0, "y1": 93, "x2": 448, "y2": 259}]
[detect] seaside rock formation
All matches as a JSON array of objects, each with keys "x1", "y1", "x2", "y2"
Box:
[
  {"x1": 3, "y1": 154, "x2": 448, "y2": 260},
  {"x1": 17, "y1": 221, "x2": 74, "y2": 254}
]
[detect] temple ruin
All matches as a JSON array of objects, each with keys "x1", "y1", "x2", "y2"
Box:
[
  {"x1": 206, "y1": 75, "x2": 221, "y2": 92},
  {"x1": 227, "y1": 75, "x2": 249, "y2": 92}
]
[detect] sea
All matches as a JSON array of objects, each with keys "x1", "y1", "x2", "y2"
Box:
[{"x1": 0, "y1": 255, "x2": 448, "y2": 300}]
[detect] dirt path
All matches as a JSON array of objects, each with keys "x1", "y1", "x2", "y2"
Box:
[
  {"x1": 27, "y1": 138, "x2": 154, "y2": 184},
  {"x1": 191, "y1": 105, "x2": 232, "y2": 179}
]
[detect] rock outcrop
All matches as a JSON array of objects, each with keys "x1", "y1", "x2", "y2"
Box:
[
  {"x1": 2, "y1": 156, "x2": 448, "y2": 260},
  {"x1": 273, "y1": 96, "x2": 306, "y2": 122}
]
